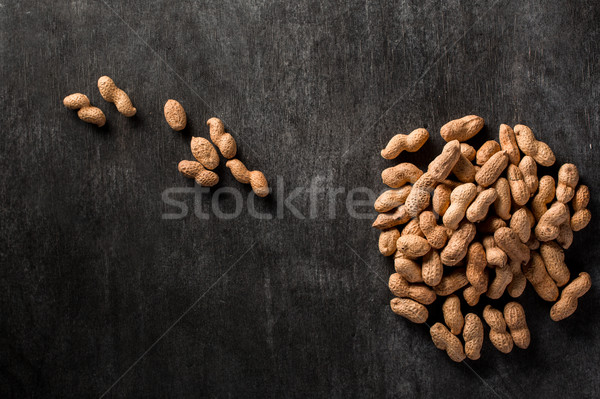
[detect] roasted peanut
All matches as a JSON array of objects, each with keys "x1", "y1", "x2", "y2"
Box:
[
  {"x1": 507, "y1": 260, "x2": 527, "y2": 298},
  {"x1": 507, "y1": 164, "x2": 529, "y2": 206},
  {"x1": 499, "y1": 124, "x2": 520, "y2": 165},
  {"x1": 463, "y1": 313, "x2": 484, "y2": 360},
  {"x1": 378, "y1": 229, "x2": 400, "y2": 256},
  {"x1": 494, "y1": 227, "x2": 530, "y2": 265},
  {"x1": 397, "y1": 235, "x2": 431, "y2": 258},
  {"x1": 374, "y1": 186, "x2": 412, "y2": 212},
  {"x1": 381, "y1": 128, "x2": 429, "y2": 159},
  {"x1": 550, "y1": 272, "x2": 592, "y2": 321},
  {"x1": 97, "y1": 76, "x2": 136, "y2": 117},
  {"x1": 372, "y1": 205, "x2": 410, "y2": 230},
  {"x1": 475, "y1": 150, "x2": 509, "y2": 187},
  {"x1": 442, "y1": 295, "x2": 464, "y2": 335},
  {"x1": 556, "y1": 218, "x2": 574, "y2": 249},
  {"x1": 513, "y1": 124, "x2": 555, "y2": 166},
  {"x1": 540, "y1": 241, "x2": 570, "y2": 287},
  {"x1": 487, "y1": 263, "x2": 513, "y2": 299},
  {"x1": 191, "y1": 137, "x2": 219, "y2": 170},
  {"x1": 571, "y1": 208, "x2": 592, "y2": 231},
  {"x1": 207, "y1": 117, "x2": 237, "y2": 159},
  {"x1": 504, "y1": 302, "x2": 530, "y2": 349},
  {"x1": 226, "y1": 159, "x2": 269, "y2": 197},
  {"x1": 510, "y1": 208, "x2": 531, "y2": 243},
  {"x1": 518, "y1": 156, "x2": 538, "y2": 195},
  {"x1": 401, "y1": 218, "x2": 425, "y2": 237},
  {"x1": 573, "y1": 185, "x2": 590, "y2": 211},
  {"x1": 428, "y1": 140, "x2": 462, "y2": 181},
  {"x1": 556, "y1": 163, "x2": 579, "y2": 203},
  {"x1": 63, "y1": 93, "x2": 106, "y2": 127},
  {"x1": 381, "y1": 163, "x2": 423, "y2": 188},
  {"x1": 432, "y1": 184, "x2": 452, "y2": 217},
  {"x1": 163, "y1": 99, "x2": 187, "y2": 131},
  {"x1": 482, "y1": 236, "x2": 507, "y2": 268},
  {"x1": 422, "y1": 249, "x2": 443, "y2": 287},
  {"x1": 532, "y1": 175, "x2": 556, "y2": 220},
  {"x1": 389, "y1": 273, "x2": 436, "y2": 305},
  {"x1": 405, "y1": 172, "x2": 437, "y2": 217},
  {"x1": 434, "y1": 268, "x2": 468, "y2": 296},
  {"x1": 390, "y1": 297, "x2": 428, "y2": 323},
  {"x1": 466, "y1": 242, "x2": 488, "y2": 292},
  {"x1": 535, "y1": 202, "x2": 569, "y2": 241},
  {"x1": 523, "y1": 252, "x2": 559, "y2": 301},
  {"x1": 460, "y1": 143, "x2": 476, "y2": 161},
  {"x1": 493, "y1": 177, "x2": 512, "y2": 220},
  {"x1": 476, "y1": 140, "x2": 501, "y2": 166},
  {"x1": 466, "y1": 188, "x2": 497, "y2": 222},
  {"x1": 394, "y1": 251, "x2": 423, "y2": 283},
  {"x1": 419, "y1": 211, "x2": 450, "y2": 249},
  {"x1": 451, "y1": 154, "x2": 477, "y2": 183},
  {"x1": 483, "y1": 305, "x2": 513, "y2": 354},
  {"x1": 443, "y1": 183, "x2": 477, "y2": 230},
  {"x1": 440, "y1": 115, "x2": 484, "y2": 142},
  {"x1": 441, "y1": 222, "x2": 476, "y2": 266},
  {"x1": 430, "y1": 322, "x2": 466, "y2": 362},
  {"x1": 178, "y1": 160, "x2": 219, "y2": 187}
]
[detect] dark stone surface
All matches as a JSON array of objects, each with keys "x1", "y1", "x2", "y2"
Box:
[{"x1": 1, "y1": 0, "x2": 599, "y2": 397}]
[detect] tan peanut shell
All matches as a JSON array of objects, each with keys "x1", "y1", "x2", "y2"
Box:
[
  {"x1": 163, "y1": 99, "x2": 187, "y2": 131},
  {"x1": 378, "y1": 229, "x2": 400, "y2": 256},
  {"x1": 422, "y1": 249, "x2": 443, "y2": 287},
  {"x1": 401, "y1": 218, "x2": 424, "y2": 237},
  {"x1": 513, "y1": 124, "x2": 555, "y2": 166},
  {"x1": 419, "y1": 211, "x2": 449, "y2": 249},
  {"x1": 476, "y1": 140, "x2": 501, "y2": 166},
  {"x1": 466, "y1": 242, "x2": 487, "y2": 292},
  {"x1": 519, "y1": 156, "x2": 538, "y2": 195},
  {"x1": 451, "y1": 154, "x2": 477, "y2": 183},
  {"x1": 466, "y1": 188, "x2": 497, "y2": 222},
  {"x1": 390, "y1": 297, "x2": 428, "y2": 324},
  {"x1": 523, "y1": 252, "x2": 559, "y2": 301},
  {"x1": 510, "y1": 208, "x2": 531, "y2": 243},
  {"x1": 443, "y1": 183, "x2": 477, "y2": 230},
  {"x1": 535, "y1": 202, "x2": 569, "y2": 241},
  {"x1": 573, "y1": 185, "x2": 590, "y2": 211},
  {"x1": 441, "y1": 222, "x2": 476, "y2": 266},
  {"x1": 428, "y1": 140, "x2": 462, "y2": 181},
  {"x1": 374, "y1": 186, "x2": 412, "y2": 212},
  {"x1": 97, "y1": 76, "x2": 136, "y2": 117},
  {"x1": 434, "y1": 268, "x2": 468, "y2": 296},
  {"x1": 556, "y1": 218, "x2": 573, "y2": 249},
  {"x1": 395, "y1": 251, "x2": 423, "y2": 283},
  {"x1": 475, "y1": 150, "x2": 509, "y2": 187},
  {"x1": 482, "y1": 236, "x2": 507, "y2": 268},
  {"x1": 226, "y1": 159, "x2": 269, "y2": 197},
  {"x1": 372, "y1": 206, "x2": 410, "y2": 230},
  {"x1": 381, "y1": 163, "x2": 423, "y2": 188},
  {"x1": 483, "y1": 305, "x2": 513, "y2": 354},
  {"x1": 463, "y1": 313, "x2": 484, "y2": 360},
  {"x1": 504, "y1": 302, "x2": 530, "y2": 349},
  {"x1": 550, "y1": 272, "x2": 592, "y2": 321},
  {"x1": 532, "y1": 175, "x2": 556, "y2": 220},
  {"x1": 556, "y1": 163, "x2": 579, "y2": 203},
  {"x1": 460, "y1": 143, "x2": 476, "y2": 161},
  {"x1": 178, "y1": 160, "x2": 219, "y2": 187},
  {"x1": 432, "y1": 184, "x2": 452, "y2": 217},
  {"x1": 63, "y1": 93, "x2": 106, "y2": 127},
  {"x1": 507, "y1": 164, "x2": 529, "y2": 206},
  {"x1": 440, "y1": 115, "x2": 484, "y2": 142},
  {"x1": 494, "y1": 227, "x2": 530, "y2": 265},
  {"x1": 491, "y1": 178, "x2": 511, "y2": 220},
  {"x1": 463, "y1": 282, "x2": 488, "y2": 307},
  {"x1": 381, "y1": 128, "x2": 429, "y2": 159},
  {"x1": 499, "y1": 124, "x2": 521, "y2": 165},
  {"x1": 404, "y1": 172, "x2": 437, "y2": 217},
  {"x1": 478, "y1": 217, "x2": 507, "y2": 234},
  {"x1": 507, "y1": 259, "x2": 527, "y2": 298},
  {"x1": 207, "y1": 117, "x2": 237, "y2": 159},
  {"x1": 487, "y1": 263, "x2": 513, "y2": 299},
  {"x1": 430, "y1": 322, "x2": 466, "y2": 362},
  {"x1": 191, "y1": 137, "x2": 219, "y2": 170},
  {"x1": 539, "y1": 241, "x2": 570, "y2": 287},
  {"x1": 397, "y1": 235, "x2": 431, "y2": 258},
  {"x1": 571, "y1": 185, "x2": 591, "y2": 231},
  {"x1": 388, "y1": 273, "x2": 436, "y2": 305},
  {"x1": 571, "y1": 208, "x2": 591, "y2": 231},
  {"x1": 442, "y1": 295, "x2": 464, "y2": 335}
]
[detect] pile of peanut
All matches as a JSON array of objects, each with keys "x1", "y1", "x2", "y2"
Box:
[{"x1": 373, "y1": 115, "x2": 592, "y2": 362}]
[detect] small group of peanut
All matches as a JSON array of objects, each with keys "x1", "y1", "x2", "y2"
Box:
[
  {"x1": 374, "y1": 115, "x2": 592, "y2": 362},
  {"x1": 63, "y1": 76, "x2": 136, "y2": 126},
  {"x1": 164, "y1": 101, "x2": 269, "y2": 197}
]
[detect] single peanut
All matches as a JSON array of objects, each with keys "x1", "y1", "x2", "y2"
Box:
[
  {"x1": 483, "y1": 305, "x2": 513, "y2": 354},
  {"x1": 572, "y1": 185, "x2": 590, "y2": 211},
  {"x1": 191, "y1": 137, "x2": 219, "y2": 170},
  {"x1": 523, "y1": 252, "x2": 559, "y2": 301},
  {"x1": 482, "y1": 236, "x2": 507, "y2": 268},
  {"x1": 163, "y1": 99, "x2": 187, "y2": 131},
  {"x1": 466, "y1": 242, "x2": 488, "y2": 292},
  {"x1": 535, "y1": 202, "x2": 569, "y2": 242},
  {"x1": 513, "y1": 124, "x2": 555, "y2": 166},
  {"x1": 207, "y1": 117, "x2": 237, "y2": 159},
  {"x1": 397, "y1": 235, "x2": 431, "y2": 258},
  {"x1": 97, "y1": 76, "x2": 136, "y2": 117},
  {"x1": 378, "y1": 229, "x2": 400, "y2": 256},
  {"x1": 539, "y1": 241, "x2": 570, "y2": 287},
  {"x1": 460, "y1": 143, "x2": 476, "y2": 161},
  {"x1": 486, "y1": 263, "x2": 513, "y2": 299},
  {"x1": 404, "y1": 172, "x2": 437, "y2": 217},
  {"x1": 550, "y1": 272, "x2": 592, "y2": 321},
  {"x1": 63, "y1": 93, "x2": 106, "y2": 127},
  {"x1": 178, "y1": 160, "x2": 219, "y2": 187},
  {"x1": 556, "y1": 163, "x2": 579, "y2": 203},
  {"x1": 381, "y1": 163, "x2": 423, "y2": 188},
  {"x1": 395, "y1": 251, "x2": 423, "y2": 283},
  {"x1": 494, "y1": 227, "x2": 530, "y2": 265},
  {"x1": 430, "y1": 322, "x2": 466, "y2": 362},
  {"x1": 390, "y1": 297, "x2": 428, "y2": 324},
  {"x1": 419, "y1": 211, "x2": 450, "y2": 249},
  {"x1": 556, "y1": 218, "x2": 574, "y2": 249},
  {"x1": 443, "y1": 183, "x2": 477, "y2": 230},
  {"x1": 510, "y1": 208, "x2": 531, "y2": 243},
  {"x1": 440, "y1": 115, "x2": 484, "y2": 142},
  {"x1": 432, "y1": 184, "x2": 452, "y2": 217},
  {"x1": 518, "y1": 156, "x2": 538, "y2": 195},
  {"x1": 226, "y1": 159, "x2": 269, "y2": 197},
  {"x1": 463, "y1": 313, "x2": 484, "y2": 360},
  {"x1": 532, "y1": 175, "x2": 556, "y2": 220},
  {"x1": 381, "y1": 128, "x2": 429, "y2": 159},
  {"x1": 428, "y1": 140, "x2": 462, "y2": 181},
  {"x1": 401, "y1": 218, "x2": 424, "y2": 237},
  {"x1": 504, "y1": 302, "x2": 530, "y2": 349},
  {"x1": 571, "y1": 185, "x2": 591, "y2": 231},
  {"x1": 507, "y1": 164, "x2": 529, "y2": 206},
  {"x1": 571, "y1": 208, "x2": 591, "y2": 231},
  {"x1": 422, "y1": 249, "x2": 443, "y2": 287},
  {"x1": 374, "y1": 186, "x2": 412, "y2": 212},
  {"x1": 507, "y1": 260, "x2": 527, "y2": 298},
  {"x1": 499, "y1": 124, "x2": 520, "y2": 165},
  {"x1": 476, "y1": 140, "x2": 501, "y2": 166},
  {"x1": 451, "y1": 154, "x2": 477, "y2": 183},
  {"x1": 372, "y1": 206, "x2": 410, "y2": 230},
  {"x1": 466, "y1": 188, "x2": 497, "y2": 222},
  {"x1": 388, "y1": 273, "x2": 436, "y2": 305},
  {"x1": 442, "y1": 295, "x2": 464, "y2": 335},
  {"x1": 475, "y1": 150, "x2": 509, "y2": 187},
  {"x1": 434, "y1": 268, "x2": 468, "y2": 296},
  {"x1": 441, "y1": 222, "x2": 476, "y2": 266},
  {"x1": 463, "y1": 282, "x2": 488, "y2": 306}
]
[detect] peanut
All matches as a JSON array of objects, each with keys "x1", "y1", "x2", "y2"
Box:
[
  {"x1": 422, "y1": 249, "x2": 443, "y2": 287},
  {"x1": 443, "y1": 183, "x2": 477, "y2": 230},
  {"x1": 550, "y1": 272, "x2": 592, "y2": 321},
  {"x1": 451, "y1": 154, "x2": 477, "y2": 183},
  {"x1": 507, "y1": 260, "x2": 527, "y2": 298},
  {"x1": 207, "y1": 117, "x2": 237, "y2": 159},
  {"x1": 571, "y1": 208, "x2": 591, "y2": 231},
  {"x1": 163, "y1": 99, "x2": 187, "y2": 131},
  {"x1": 532, "y1": 175, "x2": 556, "y2": 220},
  {"x1": 482, "y1": 236, "x2": 507, "y2": 268},
  {"x1": 390, "y1": 297, "x2": 428, "y2": 324},
  {"x1": 388, "y1": 273, "x2": 436, "y2": 305},
  {"x1": 440, "y1": 115, "x2": 484, "y2": 142},
  {"x1": 493, "y1": 177, "x2": 512, "y2": 220},
  {"x1": 441, "y1": 222, "x2": 476, "y2": 266},
  {"x1": 63, "y1": 93, "x2": 106, "y2": 127},
  {"x1": 404, "y1": 172, "x2": 437, "y2": 217},
  {"x1": 476, "y1": 140, "x2": 501, "y2": 166},
  {"x1": 434, "y1": 268, "x2": 468, "y2": 296},
  {"x1": 191, "y1": 137, "x2": 219, "y2": 170},
  {"x1": 556, "y1": 163, "x2": 579, "y2": 203},
  {"x1": 504, "y1": 302, "x2": 530, "y2": 349},
  {"x1": 571, "y1": 185, "x2": 591, "y2": 231},
  {"x1": 463, "y1": 282, "x2": 488, "y2": 306},
  {"x1": 483, "y1": 305, "x2": 513, "y2": 354},
  {"x1": 381, "y1": 128, "x2": 429, "y2": 159},
  {"x1": 487, "y1": 263, "x2": 513, "y2": 299},
  {"x1": 225, "y1": 159, "x2": 269, "y2": 197},
  {"x1": 513, "y1": 124, "x2": 555, "y2": 166},
  {"x1": 432, "y1": 184, "x2": 452, "y2": 217},
  {"x1": 378, "y1": 229, "x2": 400, "y2": 256},
  {"x1": 510, "y1": 208, "x2": 531, "y2": 243},
  {"x1": 442, "y1": 295, "x2": 464, "y2": 335},
  {"x1": 466, "y1": 188, "x2": 497, "y2": 222},
  {"x1": 395, "y1": 251, "x2": 423, "y2": 283},
  {"x1": 466, "y1": 242, "x2": 488, "y2": 293},
  {"x1": 507, "y1": 164, "x2": 529, "y2": 206},
  {"x1": 463, "y1": 313, "x2": 484, "y2": 360},
  {"x1": 401, "y1": 218, "x2": 424, "y2": 237},
  {"x1": 523, "y1": 252, "x2": 559, "y2": 301},
  {"x1": 397, "y1": 235, "x2": 431, "y2": 258},
  {"x1": 478, "y1": 217, "x2": 507, "y2": 234},
  {"x1": 475, "y1": 150, "x2": 509, "y2": 187},
  {"x1": 374, "y1": 186, "x2": 412, "y2": 212},
  {"x1": 428, "y1": 140, "x2": 462, "y2": 181},
  {"x1": 430, "y1": 322, "x2": 466, "y2": 362},
  {"x1": 573, "y1": 185, "x2": 590, "y2": 211},
  {"x1": 556, "y1": 218, "x2": 573, "y2": 249},
  {"x1": 178, "y1": 160, "x2": 219, "y2": 187},
  {"x1": 535, "y1": 202, "x2": 569, "y2": 241},
  {"x1": 460, "y1": 143, "x2": 476, "y2": 161},
  {"x1": 372, "y1": 206, "x2": 410, "y2": 230},
  {"x1": 494, "y1": 227, "x2": 530, "y2": 265},
  {"x1": 97, "y1": 76, "x2": 136, "y2": 117},
  {"x1": 518, "y1": 156, "x2": 538, "y2": 195},
  {"x1": 499, "y1": 124, "x2": 521, "y2": 165},
  {"x1": 539, "y1": 241, "x2": 570, "y2": 287},
  {"x1": 419, "y1": 211, "x2": 450, "y2": 249},
  {"x1": 381, "y1": 163, "x2": 423, "y2": 188}
]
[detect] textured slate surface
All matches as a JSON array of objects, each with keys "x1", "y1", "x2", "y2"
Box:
[{"x1": 1, "y1": 0, "x2": 599, "y2": 397}]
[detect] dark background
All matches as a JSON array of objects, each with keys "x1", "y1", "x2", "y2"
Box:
[{"x1": 1, "y1": 0, "x2": 599, "y2": 397}]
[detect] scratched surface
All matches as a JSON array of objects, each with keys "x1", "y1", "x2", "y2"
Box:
[{"x1": 1, "y1": 0, "x2": 599, "y2": 397}]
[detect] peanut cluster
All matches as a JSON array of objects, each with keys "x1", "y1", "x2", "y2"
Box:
[{"x1": 373, "y1": 115, "x2": 592, "y2": 361}]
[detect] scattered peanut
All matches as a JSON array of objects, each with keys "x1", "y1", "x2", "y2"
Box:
[
  {"x1": 397, "y1": 235, "x2": 431, "y2": 258},
  {"x1": 550, "y1": 272, "x2": 592, "y2": 321},
  {"x1": 390, "y1": 297, "x2": 428, "y2": 324},
  {"x1": 460, "y1": 143, "x2": 476, "y2": 161},
  {"x1": 207, "y1": 117, "x2": 237, "y2": 159},
  {"x1": 523, "y1": 252, "x2": 559, "y2": 301},
  {"x1": 532, "y1": 175, "x2": 556, "y2": 220},
  {"x1": 428, "y1": 140, "x2": 462, "y2": 181},
  {"x1": 506, "y1": 164, "x2": 529, "y2": 206},
  {"x1": 389, "y1": 273, "x2": 436, "y2": 305},
  {"x1": 226, "y1": 159, "x2": 269, "y2": 197},
  {"x1": 372, "y1": 206, "x2": 410, "y2": 230},
  {"x1": 191, "y1": 137, "x2": 219, "y2": 170},
  {"x1": 433, "y1": 268, "x2": 468, "y2": 296},
  {"x1": 178, "y1": 160, "x2": 219, "y2": 187},
  {"x1": 475, "y1": 150, "x2": 509, "y2": 187},
  {"x1": 513, "y1": 124, "x2": 555, "y2": 166},
  {"x1": 378, "y1": 229, "x2": 400, "y2": 256},
  {"x1": 374, "y1": 186, "x2": 412, "y2": 212},
  {"x1": 440, "y1": 115, "x2": 484, "y2": 142},
  {"x1": 539, "y1": 241, "x2": 570, "y2": 287},
  {"x1": 443, "y1": 183, "x2": 477, "y2": 230},
  {"x1": 493, "y1": 177, "x2": 512, "y2": 220},
  {"x1": 483, "y1": 305, "x2": 513, "y2": 354},
  {"x1": 395, "y1": 251, "x2": 423, "y2": 283},
  {"x1": 430, "y1": 322, "x2": 466, "y2": 362},
  {"x1": 499, "y1": 124, "x2": 520, "y2": 165},
  {"x1": 97, "y1": 76, "x2": 136, "y2": 117},
  {"x1": 535, "y1": 202, "x2": 569, "y2": 242},
  {"x1": 63, "y1": 93, "x2": 106, "y2": 127},
  {"x1": 463, "y1": 313, "x2": 484, "y2": 360},
  {"x1": 518, "y1": 156, "x2": 538, "y2": 195},
  {"x1": 381, "y1": 128, "x2": 429, "y2": 159},
  {"x1": 476, "y1": 140, "x2": 501, "y2": 166},
  {"x1": 466, "y1": 188, "x2": 497, "y2": 222},
  {"x1": 163, "y1": 99, "x2": 187, "y2": 131},
  {"x1": 382, "y1": 163, "x2": 423, "y2": 188},
  {"x1": 432, "y1": 184, "x2": 452, "y2": 217},
  {"x1": 504, "y1": 302, "x2": 530, "y2": 349},
  {"x1": 422, "y1": 249, "x2": 443, "y2": 287},
  {"x1": 419, "y1": 211, "x2": 450, "y2": 249},
  {"x1": 440, "y1": 222, "x2": 476, "y2": 266},
  {"x1": 442, "y1": 295, "x2": 464, "y2": 335}
]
